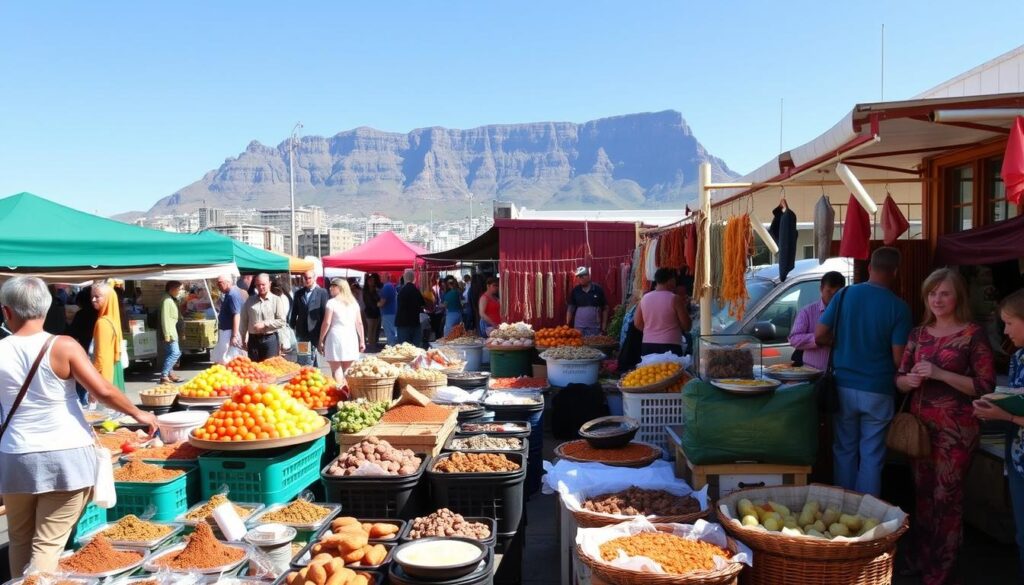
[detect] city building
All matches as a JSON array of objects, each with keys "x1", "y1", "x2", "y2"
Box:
[
  {"x1": 298, "y1": 227, "x2": 358, "y2": 257},
  {"x1": 197, "y1": 207, "x2": 225, "y2": 230},
  {"x1": 258, "y1": 206, "x2": 326, "y2": 252},
  {"x1": 204, "y1": 224, "x2": 284, "y2": 252}
]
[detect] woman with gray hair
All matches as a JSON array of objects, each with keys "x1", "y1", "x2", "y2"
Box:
[{"x1": 0, "y1": 277, "x2": 158, "y2": 577}]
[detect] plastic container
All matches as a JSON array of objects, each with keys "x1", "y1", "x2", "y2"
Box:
[
  {"x1": 622, "y1": 390, "x2": 684, "y2": 458},
  {"x1": 490, "y1": 408, "x2": 544, "y2": 497},
  {"x1": 111, "y1": 469, "x2": 192, "y2": 522},
  {"x1": 135, "y1": 458, "x2": 201, "y2": 506},
  {"x1": 388, "y1": 543, "x2": 494, "y2": 585},
  {"x1": 198, "y1": 438, "x2": 326, "y2": 505},
  {"x1": 697, "y1": 334, "x2": 762, "y2": 381},
  {"x1": 320, "y1": 455, "x2": 430, "y2": 519},
  {"x1": 70, "y1": 501, "x2": 108, "y2": 545},
  {"x1": 426, "y1": 452, "x2": 526, "y2": 536},
  {"x1": 156, "y1": 410, "x2": 210, "y2": 443},
  {"x1": 449, "y1": 344, "x2": 483, "y2": 372},
  {"x1": 245, "y1": 523, "x2": 297, "y2": 577},
  {"x1": 444, "y1": 436, "x2": 529, "y2": 461},
  {"x1": 456, "y1": 421, "x2": 531, "y2": 439},
  {"x1": 398, "y1": 517, "x2": 497, "y2": 549},
  {"x1": 544, "y1": 357, "x2": 601, "y2": 387},
  {"x1": 486, "y1": 348, "x2": 532, "y2": 378}
]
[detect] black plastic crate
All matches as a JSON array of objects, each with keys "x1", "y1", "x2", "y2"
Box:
[
  {"x1": 320, "y1": 455, "x2": 430, "y2": 519},
  {"x1": 426, "y1": 452, "x2": 526, "y2": 536}
]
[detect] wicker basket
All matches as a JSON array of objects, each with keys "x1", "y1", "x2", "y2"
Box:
[
  {"x1": 618, "y1": 367, "x2": 690, "y2": 394},
  {"x1": 139, "y1": 389, "x2": 178, "y2": 407},
  {"x1": 397, "y1": 375, "x2": 448, "y2": 399},
  {"x1": 715, "y1": 484, "x2": 909, "y2": 585},
  {"x1": 575, "y1": 536, "x2": 744, "y2": 585},
  {"x1": 378, "y1": 355, "x2": 417, "y2": 365},
  {"x1": 347, "y1": 376, "x2": 398, "y2": 402},
  {"x1": 572, "y1": 506, "x2": 709, "y2": 529},
  {"x1": 554, "y1": 440, "x2": 661, "y2": 468}
]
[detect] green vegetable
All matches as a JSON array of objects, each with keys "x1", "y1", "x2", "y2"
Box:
[{"x1": 330, "y1": 399, "x2": 389, "y2": 433}]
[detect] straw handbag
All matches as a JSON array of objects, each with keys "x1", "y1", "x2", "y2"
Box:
[{"x1": 886, "y1": 392, "x2": 930, "y2": 458}]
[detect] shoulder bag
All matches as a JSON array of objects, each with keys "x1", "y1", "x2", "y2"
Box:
[
  {"x1": 886, "y1": 343, "x2": 932, "y2": 458},
  {"x1": 814, "y1": 289, "x2": 846, "y2": 414}
]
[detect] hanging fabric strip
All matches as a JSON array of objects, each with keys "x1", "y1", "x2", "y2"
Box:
[
  {"x1": 534, "y1": 271, "x2": 543, "y2": 320},
  {"x1": 545, "y1": 272, "x2": 554, "y2": 319}
]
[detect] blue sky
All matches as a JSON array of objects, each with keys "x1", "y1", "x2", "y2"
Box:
[{"x1": 1, "y1": 1, "x2": 1022, "y2": 216}]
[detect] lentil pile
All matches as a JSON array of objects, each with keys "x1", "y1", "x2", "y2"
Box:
[
  {"x1": 127, "y1": 442, "x2": 205, "y2": 461},
  {"x1": 598, "y1": 532, "x2": 730, "y2": 574},
  {"x1": 450, "y1": 434, "x2": 522, "y2": 451},
  {"x1": 408, "y1": 509, "x2": 491, "y2": 541},
  {"x1": 380, "y1": 402, "x2": 453, "y2": 423},
  {"x1": 560, "y1": 440, "x2": 656, "y2": 463},
  {"x1": 186, "y1": 494, "x2": 251, "y2": 522},
  {"x1": 261, "y1": 499, "x2": 333, "y2": 524},
  {"x1": 113, "y1": 460, "x2": 185, "y2": 482},
  {"x1": 433, "y1": 452, "x2": 520, "y2": 473},
  {"x1": 58, "y1": 534, "x2": 143, "y2": 574},
  {"x1": 101, "y1": 514, "x2": 174, "y2": 542},
  {"x1": 583, "y1": 487, "x2": 701, "y2": 517},
  {"x1": 155, "y1": 522, "x2": 246, "y2": 570}
]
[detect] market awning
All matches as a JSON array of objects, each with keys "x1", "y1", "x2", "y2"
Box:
[
  {"x1": 269, "y1": 250, "x2": 315, "y2": 274},
  {"x1": 934, "y1": 213, "x2": 1024, "y2": 266},
  {"x1": 419, "y1": 226, "x2": 499, "y2": 264},
  {"x1": 0, "y1": 192, "x2": 235, "y2": 274},
  {"x1": 194, "y1": 231, "x2": 290, "y2": 274},
  {"x1": 322, "y1": 231, "x2": 428, "y2": 271}
]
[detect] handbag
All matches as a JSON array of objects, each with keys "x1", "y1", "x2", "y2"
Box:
[
  {"x1": 814, "y1": 288, "x2": 847, "y2": 414},
  {"x1": 92, "y1": 445, "x2": 117, "y2": 508},
  {"x1": 887, "y1": 392, "x2": 931, "y2": 458}
]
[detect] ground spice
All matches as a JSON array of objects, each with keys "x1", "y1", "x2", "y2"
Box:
[
  {"x1": 113, "y1": 460, "x2": 184, "y2": 482},
  {"x1": 101, "y1": 514, "x2": 173, "y2": 542},
  {"x1": 380, "y1": 403, "x2": 453, "y2": 423},
  {"x1": 261, "y1": 500, "x2": 332, "y2": 524},
  {"x1": 560, "y1": 440, "x2": 656, "y2": 463},
  {"x1": 598, "y1": 532, "x2": 730, "y2": 574},
  {"x1": 23, "y1": 575, "x2": 81, "y2": 585},
  {"x1": 127, "y1": 442, "x2": 205, "y2": 461},
  {"x1": 186, "y1": 494, "x2": 251, "y2": 522},
  {"x1": 155, "y1": 522, "x2": 245, "y2": 570},
  {"x1": 433, "y1": 452, "x2": 520, "y2": 473},
  {"x1": 58, "y1": 534, "x2": 143, "y2": 574}
]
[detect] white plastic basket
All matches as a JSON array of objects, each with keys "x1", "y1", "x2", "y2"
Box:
[
  {"x1": 545, "y1": 358, "x2": 600, "y2": 387},
  {"x1": 621, "y1": 391, "x2": 684, "y2": 459}
]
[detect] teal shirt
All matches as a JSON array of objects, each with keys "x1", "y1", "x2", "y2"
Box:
[
  {"x1": 819, "y1": 282, "x2": 911, "y2": 394},
  {"x1": 444, "y1": 289, "x2": 462, "y2": 312}
]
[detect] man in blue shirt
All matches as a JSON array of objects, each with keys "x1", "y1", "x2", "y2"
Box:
[
  {"x1": 816, "y1": 247, "x2": 911, "y2": 496},
  {"x1": 379, "y1": 273, "x2": 398, "y2": 346},
  {"x1": 212, "y1": 274, "x2": 247, "y2": 364}
]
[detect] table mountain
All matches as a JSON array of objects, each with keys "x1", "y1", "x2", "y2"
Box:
[{"x1": 145, "y1": 110, "x2": 734, "y2": 219}]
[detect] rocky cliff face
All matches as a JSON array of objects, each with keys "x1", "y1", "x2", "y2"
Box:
[{"x1": 146, "y1": 110, "x2": 734, "y2": 219}]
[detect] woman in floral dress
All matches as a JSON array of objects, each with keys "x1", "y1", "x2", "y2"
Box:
[
  {"x1": 896, "y1": 268, "x2": 996, "y2": 585},
  {"x1": 973, "y1": 289, "x2": 1024, "y2": 582}
]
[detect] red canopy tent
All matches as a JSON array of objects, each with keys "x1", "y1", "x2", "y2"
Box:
[{"x1": 322, "y1": 231, "x2": 428, "y2": 271}]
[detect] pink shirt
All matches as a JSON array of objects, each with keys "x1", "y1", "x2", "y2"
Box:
[
  {"x1": 788, "y1": 299, "x2": 829, "y2": 370},
  {"x1": 639, "y1": 290, "x2": 682, "y2": 345}
]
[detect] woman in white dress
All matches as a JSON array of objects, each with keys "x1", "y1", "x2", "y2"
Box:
[{"x1": 318, "y1": 278, "x2": 364, "y2": 385}]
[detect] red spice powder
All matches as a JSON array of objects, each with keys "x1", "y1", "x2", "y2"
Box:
[
  {"x1": 560, "y1": 440, "x2": 656, "y2": 462},
  {"x1": 380, "y1": 403, "x2": 453, "y2": 424}
]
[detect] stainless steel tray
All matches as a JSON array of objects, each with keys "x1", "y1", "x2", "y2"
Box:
[
  {"x1": 143, "y1": 542, "x2": 249, "y2": 575},
  {"x1": 247, "y1": 502, "x2": 342, "y2": 531},
  {"x1": 77, "y1": 521, "x2": 183, "y2": 549},
  {"x1": 175, "y1": 501, "x2": 265, "y2": 526},
  {"x1": 58, "y1": 546, "x2": 149, "y2": 579}
]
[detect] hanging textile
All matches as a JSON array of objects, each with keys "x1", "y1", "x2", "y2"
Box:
[
  {"x1": 1002, "y1": 116, "x2": 1024, "y2": 205},
  {"x1": 881, "y1": 194, "x2": 910, "y2": 245},
  {"x1": 545, "y1": 272, "x2": 555, "y2": 319},
  {"x1": 683, "y1": 223, "x2": 697, "y2": 275},
  {"x1": 934, "y1": 214, "x2": 1024, "y2": 265},
  {"x1": 709, "y1": 222, "x2": 726, "y2": 306},
  {"x1": 839, "y1": 194, "x2": 871, "y2": 260},
  {"x1": 692, "y1": 213, "x2": 711, "y2": 299},
  {"x1": 722, "y1": 215, "x2": 752, "y2": 319},
  {"x1": 644, "y1": 237, "x2": 659, "y2": 278},
  {"x1": 769, "y1": 204, "x2": 798, "y2": 282},
  {"x1": 814, "y1": 195, "x2": 836, "y2": 265}
]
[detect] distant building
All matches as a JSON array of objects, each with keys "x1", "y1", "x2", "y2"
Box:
[
  {"x1": 258, "y1": 206, "x2": 326, "y2": 252},
  {"x1": 197, "y1": 207, "x2": 225, "y2": 230},
  {"x1": 298, "y1": 227, "x2": 358, "y2": 257},
  {"x1": 205, "y1": 224, "x2": 284, "y2": 252},
  {"x1": 364, "y1": 214, "x2": 404, "y2": 240}
]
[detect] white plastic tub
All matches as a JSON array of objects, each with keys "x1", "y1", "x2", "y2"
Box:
[
  {"x1": 447, "y1": 344, "x2": 484, "y2": 372},
  {"x1": 156, "y1": 411, "x2": 210, "y2": 443},
  {"x1": 545, "y1": 358, "x2": 601, "y2": 387}
]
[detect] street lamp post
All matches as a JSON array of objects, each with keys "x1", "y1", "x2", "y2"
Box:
[
  {"x1": 289, "y1": 121, "x2": 303, "y2": 256},
  {"x1": 468, "y1": 192, "x2": 474, "y2": 237}
]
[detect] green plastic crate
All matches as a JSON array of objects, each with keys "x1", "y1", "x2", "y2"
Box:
[
  {"x1": 111, "y1": 469, "x2": 191, "y2": 522},
  {"x1": 144, "y1": 459, "x2": 201, "y2": 506},
  {"x1": 199, "y1": 437, "x2": 325, "y2": 505},
  {"x1": 70, "y1": 501, "x2": 107, "y2": 546}
]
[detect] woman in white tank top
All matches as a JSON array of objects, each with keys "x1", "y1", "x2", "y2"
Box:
[{"x1": 0, "y1": 277, "x2": 158, "y2": 578}]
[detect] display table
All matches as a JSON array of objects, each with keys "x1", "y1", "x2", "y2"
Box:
[{"x1": 965, "y1": 433, "x2": 1015, "y2": 543}]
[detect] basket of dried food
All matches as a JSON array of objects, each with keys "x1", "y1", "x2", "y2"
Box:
[
  {"x1": 617, "y1": 362, "x2": 690, "y2": 394},
  {"x1": 139, "y1": 383, "x2": 179, "y2": 407},
  {"x1": 378, "y1": 343, "x2": 426, "y2": 365},
  {"x1": 570, "y1": 485, "x2": 708, "y2": 529},
  {"x1": 575, "y1": 518, "x2": 750, "y2": 585},
  {"x1": 345, "y1": 357, "x2": 402, "y2": 402},
  {"x1": 396, "y1": 367, "x2": 448, "y2": 399},
  {"x1": 715, "y1": 484, "x2": 909, "y2": 585}
]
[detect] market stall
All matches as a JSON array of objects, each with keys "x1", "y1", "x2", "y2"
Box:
[{"x1": 323, "y1": 231, "x2": 429, "y2": 272}]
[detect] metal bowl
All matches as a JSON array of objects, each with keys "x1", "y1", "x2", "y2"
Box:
[
  {"x1": 579, "y1": 416, "x2": 640, "y2": 449},
  {"x1": 392, "y1": 537, "x2": 487, "y2": 580}
]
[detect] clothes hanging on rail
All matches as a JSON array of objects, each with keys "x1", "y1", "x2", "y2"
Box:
[
  {"x1": 769, "y1": 205, "x2": 798, "y2": 282},
  {"x1": 839, "y1": 194, "x2": 871, "y2": 260},
  {"x1": 814, "y1": 195, "x2": 836, "y2": 264},
  {"x1": 644, "y1": 238, "x2": 659, "y2": 280},
  {"x1": 881, "y1": 194, "x2": 909, "y2": 245},
  {"x1": 684, "y1": 223, "x2": 697, "y2": 276}
]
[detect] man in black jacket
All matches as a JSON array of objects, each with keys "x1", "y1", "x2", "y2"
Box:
[
  {"x1": 395, "y1": 268, "x2": 425, "y2": 347},
  {"x1": 289, "y1": 270, "x2": 329, "y2": 365}
]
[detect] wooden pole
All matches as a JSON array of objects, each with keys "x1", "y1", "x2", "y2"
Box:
[{"x1": 699, "y1": 162, "x2": 712, "y2": 336}]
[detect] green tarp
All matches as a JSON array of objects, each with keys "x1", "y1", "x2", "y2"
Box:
[
  {"x1": 194, "y1": 232, "x2": 289, "y2": 274},
  {"x1": 0, "y1": 192, "x2": 235, "y2": 271}
]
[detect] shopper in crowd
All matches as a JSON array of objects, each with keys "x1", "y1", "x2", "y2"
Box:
[
  {"x1": 567, "y1": 266, "x2": 608, "y2": 336},
  {"x1": 428, "y1": 277, "x2": 445, "y2": 341},
  {"x1": 893, "y1": 269, "x2": 995, "y2": 584},
  {"x1": 0, "y1": 276, "x2": 157, "y2": 578},
  {"x1": 443, "y1": 276, "x2": 463, "y2": 335},
  {"x1": 319, "y1": 278, "x2": 364, "y2": 385},
  {"x1": 477, "y1": 277, "x2": 501, "y2": 336},
  {"x1": 815, "y1": 247, "x2": 912, "y2": 496},
  {"x1": 212, "y1": 274, "x2": 246, "y2": 364},
  {"x1": 90, "y1": 281, "x2": 126, "y2": 397},
  {"x1": 461, "y1": 274, "x2": 475, "y2": 330},
  {"x1": 974, "y1": 290, "x2": 1024, "y2": 579},
  {"x1": 363, "y1": 274, "x2": 382, "y2": 352},
  {"x1": 239, "y1": 273, "x2": 288, "y2": 361},
  {"x1": 43, "y1": 285, "x2": 67, "y2": 335},
  {"x1": 290, "y1": 270, "x2": 329, "y2": 366},
  {"x1": 395, "y1": 268, "x2": 425, "y2": 346},
  {"x1": 633, "y1": 268, "x2": 691, "y2": 356},
  {"x1": 67, "y1": 289, "x2": 97, "y2": 405},
  {"x1": 379, "y1": 273, "x2": 398, "y2": 346},
  {"x1": 789, "y1": 271, "x2": 847, "y2": 370},
  {"x1": 159, "y1": 280, "x2": 183, "y2": 384},
  {"x1": 270, "y1": 275, "x2": 295, "y2": 356},
  {"x1": 351, "y1": 279, "x2": 366, "y2": 329}
]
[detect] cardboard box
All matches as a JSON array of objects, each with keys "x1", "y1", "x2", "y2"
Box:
[
  {"x1": 128, "y1": 331, "x2": 158, "y2": 359},
  {"x1": 181, "y1": 319, "x2": 217, "y2": 350}
]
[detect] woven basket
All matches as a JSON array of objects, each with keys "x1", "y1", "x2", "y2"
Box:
[
  {"x1": 572, "y1": 506, "x2": 709, "y2": 529},
  {"x1": 347, "y1": 376, "x2": 398, "y2": 402},
  {"x1": 554, "y1": 440, "x2": 661, "y2": 468},
  {"x1": 397, "y1": 376, "x2": 447, "y2": 399},
  {"x1": 139, "y1": 390, "x2": 178, "y2": 407},
  {"x1": 378, "y1": 355, "x2": 417, "y2": 365},
  {"x1": 575, "y1": 536, "x2": 744, "y2": 585},
  {"x1": 618, "y1": 367, "x2": 690, "y2": 394}
]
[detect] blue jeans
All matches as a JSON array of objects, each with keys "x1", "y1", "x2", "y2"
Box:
[
  {"x1": 1006, "y1": 433, "x2": 1024, "y2": 581},
  {"x1": 444, "y1": 311, "x2": 462, "y2": 335},
  {"x1": 161, "y1": 339, "x2": 182, "y2": 377},
  {"x1": 381, "y1": 314, "x2": 397, "y2": 346},
  {"x1": 833, "y1": 386, "x2": 894, "y2": 496},
  {"x1": 396, "y1": 325, "x2": 421, "y2": 347}
]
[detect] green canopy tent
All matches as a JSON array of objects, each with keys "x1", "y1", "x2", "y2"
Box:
[
  {"x1": 0, "y1": 192, "x2": 238, "y2": 279},
  {"x1": 193, "y1": 231, "x2": 291, "y2": 274}
]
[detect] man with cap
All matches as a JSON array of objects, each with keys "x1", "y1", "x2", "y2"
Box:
[{"x1": 566, "y1": 266, "x2": 607, "y2": 336}]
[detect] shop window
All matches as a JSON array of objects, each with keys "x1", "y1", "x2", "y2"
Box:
[
  {"x1": 985, "y1": 156, "x2": 1019, "y2": 223},
  {"x1": 803, "y1": 245, "x2": 814, "y2": 259},
  {"x1": 947, "y1": 164, "x2": 974, "y2": 232}
]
